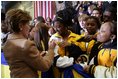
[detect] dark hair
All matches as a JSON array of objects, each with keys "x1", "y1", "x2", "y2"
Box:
[
  {"x1": 104, "y1": 7, "x2": 117, "y2": 22},
  {"x1": 93, "y1": 7, "x2": 102, "y2": 14},
  {"x1": 54, "y1": 7, "x2": 76, "y2": 27},
  {"x1": 85, "y1": 16, "x2": 101, "y2": 29},
  {"x1": 36, "y1": 16, "x2": 45, "y2": 23},
  {"x1": 34, "y1": 23, "x2": 49, "y2": 51},
  {"x1": 105, "y1": 6, "x2": 116, "y2": 14},
  {"x1": 58, "y1": 1, "x2": 63, "y2": 4},
  {"x1": 54, "y1": 16, "x2": 65, "y2": 25},
  {"x1": 6, "y1": 9, "x2": 32, "y2": 33}
]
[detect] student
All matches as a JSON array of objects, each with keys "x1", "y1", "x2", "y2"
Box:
[
  {"x1": 78, "y1": 14, "x2": 89, "y2": 35},
  {"x1": 3, "y1": 9, "x2": 56, "y2": 78},
  {"x1": 91, "y1": 7, "x2": 102, "y2": 23},
  {"x1": 77, "y1": 16, "x2": 101, "y2": 55},
  {"x1": 49, "y1": 8, "x2": 88, "y2": 77},
  {"x1": 84, "y1": 22, "x2": 117, "y2": 78},
  {"x1": 75, "y1": 16, "x2": 101, "y2": 77},
  {"x1": 103, "y1": 7, "x2": 117, "y2": 23}
]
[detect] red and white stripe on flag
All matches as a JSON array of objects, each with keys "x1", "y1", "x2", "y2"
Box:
[{"x1": 34, "y1": 1, "x2": 56, "y2": 20}]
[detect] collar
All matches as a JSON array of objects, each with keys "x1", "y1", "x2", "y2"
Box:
[{"x1": 102, "y1": 41, "x2": 117, "y2": 49}]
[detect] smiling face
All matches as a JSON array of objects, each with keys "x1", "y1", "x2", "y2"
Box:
[
  {"x1": 97, "y1": 23, "x2": 111, "y2": 43},
  {"x1": 54, "y1": 21, "x2": 66, "y2": 35}
]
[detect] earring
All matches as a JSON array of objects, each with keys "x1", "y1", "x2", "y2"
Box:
[{"x1": 111, "y1": 39, "x2": 113, "y2": 43}]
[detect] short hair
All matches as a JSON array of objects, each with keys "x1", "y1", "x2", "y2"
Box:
[{"x1": 6, "y1": 9, "x2": 32, "y2": 33}]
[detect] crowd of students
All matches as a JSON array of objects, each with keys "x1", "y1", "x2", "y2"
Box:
[{"x1": 1, "y1": 1, "x2": 117, "y2": 78}]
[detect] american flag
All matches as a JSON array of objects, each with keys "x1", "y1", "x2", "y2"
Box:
[{"x1": 34, "y1": 1, "x2": 56, "y2": 20}]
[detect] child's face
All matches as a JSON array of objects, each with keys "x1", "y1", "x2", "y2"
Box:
[
  {"x1": 54, "y1": 21, "x2": 65, "y2": 35},
  {"x1": 79, "y1": 19, "x2": 86, "y2": 29},
  {"x1": 91, "y1": 10, "x2": 101, "y2": 18},
  {"x1": 85, "y1": 18, "x2": 98, "y2": 35}
]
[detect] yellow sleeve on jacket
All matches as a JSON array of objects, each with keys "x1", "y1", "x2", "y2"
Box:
[{"x1": 98, "y1": 49, "x2": 117, "y2": 67}]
